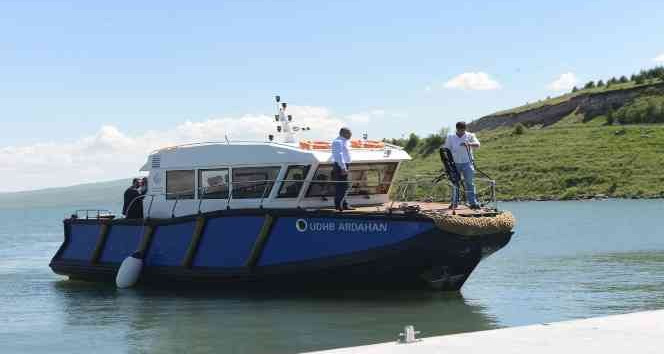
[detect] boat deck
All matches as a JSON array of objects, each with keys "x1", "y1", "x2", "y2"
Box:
[{"x1": 324, "y1": 202, "x2": 499, "y2": 217}]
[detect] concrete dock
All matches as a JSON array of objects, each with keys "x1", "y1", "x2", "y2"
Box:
[{"x1": 305, "y1": 310, "x2": 664, "y2": 354}]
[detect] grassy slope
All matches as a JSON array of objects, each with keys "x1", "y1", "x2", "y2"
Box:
[
  {"x1": 398, "y1": 119, "x2": 664, "y2": 201},
  {"x1": 491, "y1": 79, "x2": 662, "y2": 116}
]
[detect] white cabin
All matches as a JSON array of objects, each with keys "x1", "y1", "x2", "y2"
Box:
[{"x1": 139, "y1": 141, "x2": 411, "y2": 218}]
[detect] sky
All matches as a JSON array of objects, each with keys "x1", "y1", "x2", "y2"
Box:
[{"x1": 1, "y1": 0, "x2": 663, "y2": 192}]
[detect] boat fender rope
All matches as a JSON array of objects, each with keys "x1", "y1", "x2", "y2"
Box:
[{"x1": 422, "y1": 211, "x2": 515, "y2": 236}]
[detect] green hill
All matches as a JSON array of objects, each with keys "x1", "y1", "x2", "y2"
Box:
[
  {"x1": 0, "y1": 179, "x2": 129, "y2": 210},
  {"x1": 398, "y1": 122, "x2": 664, "y2": 201},
  {"x1": 469, "y1": 67, "x2": 664, "y2": 131},
  {"x1": 396, "y1": 66, "x2": 664, "y2": 202}
]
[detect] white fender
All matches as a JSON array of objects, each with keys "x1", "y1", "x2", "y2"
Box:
[{"x1": 116, "y1": 252, "x2": 144, "y2": 288}]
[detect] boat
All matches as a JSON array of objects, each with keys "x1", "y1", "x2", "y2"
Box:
[{"x1": 49, "y1": 97, "x2": 514, "y2": 291}]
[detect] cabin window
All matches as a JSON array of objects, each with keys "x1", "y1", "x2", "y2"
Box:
[
  {"x1": 232, "y1": 166, "x2": 281, "y2": 199},
  {"x1": 199, "y1": 169, "x2": 230, "y2": 199},
  {"x1": 348, "y1": 163, "x2": 398, "y2": 195},
  {"x1": 305, "y1": 163, "x2": 397, "y2": 197},
  {"x1": 305, "y1": 165, "x2": 335, "y2": 197},
  {"x1": 166, "y1": 170, "x2": 195, "y2": 200},
  {"x1": 277, "y1": 165, "x2": 311, "y2": 198}
]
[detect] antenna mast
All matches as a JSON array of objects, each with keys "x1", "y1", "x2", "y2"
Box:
[{"x1": 271, "y1": 95, "x2": 310, "y2": 143}]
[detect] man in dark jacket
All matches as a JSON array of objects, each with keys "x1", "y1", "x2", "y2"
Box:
[{"x1": 123, "y1": 178, "x2": 145, "y2": 219}]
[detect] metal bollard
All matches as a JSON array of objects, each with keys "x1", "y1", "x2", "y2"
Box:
[{"x1": 398, "y1": 325, "x2": 421, "y2": 344}]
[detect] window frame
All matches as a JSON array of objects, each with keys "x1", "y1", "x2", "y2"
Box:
[
  {"x1": 198, "y1": 168, "x2": 230, "y2": 200},
  {"x1": 165, "y1": 169, "x2": 195, "y2": 200},
  {"x1": 277, "y1": 165, "x2": 311, "y2": 199},
  {"x1": 231, "y1": 166, "x2": 282, "y2": 199},
  {"x1": 347, "y1": 162, "x2": 398, "y2": 195},
  {"x1": 304, "y1": 162, "x2": 398, "y2": 198},
  {"x1": 305, "y1": 164, "x2": 335, "y2": 198}
]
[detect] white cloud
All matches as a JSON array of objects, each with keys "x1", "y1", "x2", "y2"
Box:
[
  {"x1": 654, "y1": 53, "x2": 664, "y2": 63},
  {"x1": 346, "y1": 113, "x2": 371, "y2": 124},
  {"x1": 444, "y1": 72, "x2": 501, "y2": 90},
  {"x1": 548, "y1": 72, "x2": 578, "y2": 92},
  {"x1": 0, "y1": 105, "x2": 360, "y2": 192},
  {"x1": 344, "y1": 109, "x2": 386, "y2": 124}
]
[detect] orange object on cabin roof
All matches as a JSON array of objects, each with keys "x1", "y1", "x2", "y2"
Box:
[
  {"x1": 299, "y1": 140, "x2": 332, "y2": 150},
  {"x1": 350, "y1": 140, "x2": 385, "y2": 149},
  {"x1": 299, "y1": 139, "x2": 385, "y2": 150}
]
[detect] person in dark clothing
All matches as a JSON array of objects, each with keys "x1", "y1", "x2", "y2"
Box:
[{"x1": 123, "y1": 178, "x2": 145, "y2": 219}]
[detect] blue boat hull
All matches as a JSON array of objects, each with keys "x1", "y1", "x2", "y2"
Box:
[{"x1": 50, "y1": 209, "x2": 511, "y2": 291}]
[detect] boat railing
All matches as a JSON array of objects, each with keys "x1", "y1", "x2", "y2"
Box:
[
  {"x1": 197, "y1": 178, "x2": 392, "y2": 214},
  {"x1": 130, "y1": 179, "x2": 392, "y2": 218},
  {"x1": 71, "y1": 209, "x2": 115, "y2": 220},
  {"x1": 119, "y1": 173, "x2": 497, "y2": 219},
  {"x1": 391, "y1": 174, "x2": 497, "y2": 210},
  {"x1": 76, "y1": 174, "x2": 497, "y2": 221}
]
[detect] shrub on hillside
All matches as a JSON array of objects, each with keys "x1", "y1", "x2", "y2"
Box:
[
  {"x1": 513, "y1": 123, "x2": 526, "y2": 135},
  {"x1": 613, "y1": 96, "x2": 664, "y2": 124},
  {"x1": 606, "y1": 109, "x2": 615, "y2": 125},
  {"x1": 419, "y1": 133, "x2": 445, "y2": 156},
  {"x1": 634, "y1": 66, "x2": 664, "y2": 84},
  {"x1": 386, "y1": 137, "x2": 406, "y2": 147},
  {"x1": 404, "y1": 133, "x2": 420, "y2": 152}
]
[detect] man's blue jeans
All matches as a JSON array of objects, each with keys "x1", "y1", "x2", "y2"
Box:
[{"x1": 452, "y1": 162, "x2": 478, "y2": 206}]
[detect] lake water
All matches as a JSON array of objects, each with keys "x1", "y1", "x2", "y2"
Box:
[{"x1": 1, "y1": 200, "x2": 663, "y2": 353}]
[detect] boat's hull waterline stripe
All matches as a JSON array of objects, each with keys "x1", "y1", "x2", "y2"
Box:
[{"x1": 50, "y1": 211, "x2": 512, "y2": 290}]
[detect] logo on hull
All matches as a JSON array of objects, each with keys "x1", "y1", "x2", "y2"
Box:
[
  {"x1": 294, "y1": 218, "x2": 389, "y2": 233},
  {"x1": 295, "y1": 219, "x2": 308, "y2": 232}
]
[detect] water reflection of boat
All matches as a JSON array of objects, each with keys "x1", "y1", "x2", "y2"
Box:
[
  {"x1": 53, "y1": 282, "x2": 498, "y2": 353},
  {"x1": 50, "y1": 97, "x2": 514, "y2": 291}
]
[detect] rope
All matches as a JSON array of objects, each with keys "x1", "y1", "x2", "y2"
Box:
[{"x1": 421, "y1": 210, "x2": 515, "y2": 236}]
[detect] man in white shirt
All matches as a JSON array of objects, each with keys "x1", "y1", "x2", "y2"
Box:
[
  {"x1": 443, "y1": 121, "x2": 481, "y2": 209},
  {"x1": 331, "y1": 127, "x2": 353, "y2": 211}
]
